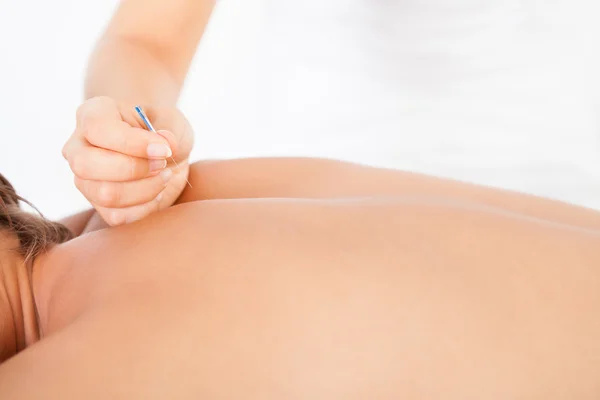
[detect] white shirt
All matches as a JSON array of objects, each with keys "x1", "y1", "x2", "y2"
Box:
[{"x1": 191, "y1": 0, "x2": 600, "y2": 209}]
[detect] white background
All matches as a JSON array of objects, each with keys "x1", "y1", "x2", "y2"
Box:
[{"x1": 2, "y1": 0, "x2": 600, "y2": 219}]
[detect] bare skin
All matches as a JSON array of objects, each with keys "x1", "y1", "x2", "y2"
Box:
[{"x1": 1, "y1": 158, "x2": 600, "y2": 398}]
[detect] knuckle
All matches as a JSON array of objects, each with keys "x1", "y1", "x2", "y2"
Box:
[
  {"x1": 61, "y1": 143, "x2": 70, "y2": 160},
  {"x1": 96, "y1": 183, "x2": 120, "y2": 207},
  {"x1": 70, "y1": 154, "x2": 87, "y2": 177},
  {"x1": 104, "y1": 209, "x2": 125, "y2": 227},
  {"x1": 83, "y1": 122, "x2": 103, "y2": 143},
  {"x1": 64, "y1": 128, "x2": 86, "y2": 159},
  {"x1": 75, "y1": 102, "x2": 88, "y2": 123},
  {"x1": 73, "y1": 177, "x2": 85, "y2": 195},
  {"x1": 73, "y1": 176, "x2": 83, "y2": 190},
  {"x1": 77, "y1": 103, "x2": 98, "y2": 128}
]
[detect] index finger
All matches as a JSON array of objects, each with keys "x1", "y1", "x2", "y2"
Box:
[{"x1": 84, "y1": 119, "x2": 173, "y2": 159}]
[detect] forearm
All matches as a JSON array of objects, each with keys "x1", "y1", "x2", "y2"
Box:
[
  {"x1": 85, "y1": 35, "x2": 180, "y2": 106},
  {"x1": 177, "y1": 158, "x2": 600, "y2": 230},
  {"x1": 85, "y1": 0, "x2": 215, "y2": 106}
]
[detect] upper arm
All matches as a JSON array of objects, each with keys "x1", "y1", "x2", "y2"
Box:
[
  {"x1": 105, "y1": 0, "x2": 216, "y2": 81},
  {"x1": 176, "y1": 158, "x2": 600, "y2": 230},
  {"x1": 58, "y1": 209, "x2": 96, "y2": 237},
  {"x1": 176, "y1": 158, "x2": 377, "y2": 203}
]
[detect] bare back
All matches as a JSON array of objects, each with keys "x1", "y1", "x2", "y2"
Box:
[{"x1": 1, "y1": 160, "x2": 600, "y2": 399}]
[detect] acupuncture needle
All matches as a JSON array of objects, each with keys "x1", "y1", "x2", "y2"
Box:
[{"x1": 134, "y1": 105, "x2": 192, "y2": 188}]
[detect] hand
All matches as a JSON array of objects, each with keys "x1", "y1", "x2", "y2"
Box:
[{"x1": 62, "y1": 96, "x2": 194, "y2": 226}]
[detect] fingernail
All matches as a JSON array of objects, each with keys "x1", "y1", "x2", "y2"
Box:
[
  {"x1": 147, "y1": 143, "x2": 172, "y2": 158},
  {"x1": 149, "y1": 159, "x2": 167, "y2": 172},
  {"x1": 159, "y1": 168, "x2": 172, "y2": 183},
  {"x1": 155, "y1": 191, "x2": 164, "y2": 203}
]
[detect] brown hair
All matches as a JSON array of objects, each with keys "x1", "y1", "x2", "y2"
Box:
[{"x1": 0, "y1": 173, "x2": 73, "y2": 261}]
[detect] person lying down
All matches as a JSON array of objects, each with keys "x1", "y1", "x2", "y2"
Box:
[{"x1": 0, "y1": 156, "x2": 599, "y2": 399}]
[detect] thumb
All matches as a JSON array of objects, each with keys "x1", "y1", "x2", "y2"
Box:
[{"x1": 156, "y1": 130, "x2": 181, "y2": 159}]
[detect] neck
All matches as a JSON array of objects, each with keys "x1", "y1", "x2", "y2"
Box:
[
  {"x1": 0, "y1": 250, "x2": 40, "y2": 357},
  {"x1": 29, "y1": 247, "x2": 71, "y2": 338},
  {"x1": 1, "y1": 238, "x2": 75, "y2": 358}
]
